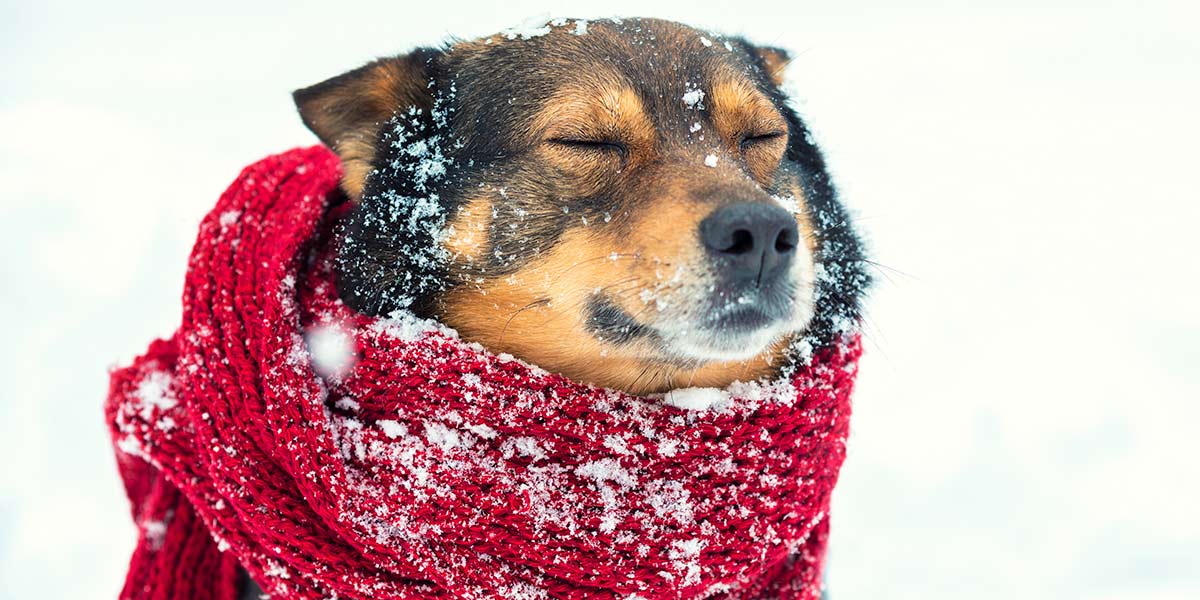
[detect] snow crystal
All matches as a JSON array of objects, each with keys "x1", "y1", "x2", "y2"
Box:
[
  {"x1": 218, "y1": 210, "x2": 241, "y2": 228},
  {"x1": 689, "y1": 121, "x2": 702, "y2": 133},
  {"x1": 669, "y1": 538, "x2": 706, "y2": 586},
  {"x1": 135, "y1": 371, "x2": 176, "y2": 416},
  {"x1": 646, "y1": 479, "x2": 694, "y2": 525},
  {"x1": 334, "y1": 397, "x2": 361, "y2": 412},
  {"x1": 142, "y1": 519, "x2": 167, "y2": 549},
  {"x1": 773, "y1": 193, "x2": 801, "y2": 214},
  {"x1": 603, "y1": 434, "x2": 631, "y2": 455},
  {"x1": 498, "y1": 581, "x2": 549, "y2": 600},
  {"x1": 424, "y1": 420, "x2": 462, "y2": 451},
  {"x1": 304, "y1": 323, "x2": 356, "y2": 379},
  {"x1": 264, "y1": 560, "x2": 291, "y2": 579},
  {"x1": 368, "y1": 309, "x2": 440, "y2": 341},
  {"x1": 117, "y1": 435, "x2": 148, "y2": 460},
  {"x1": 377, "y1": 420, "x2": 407, "y2": 439},
  {"x1": 575, "y1": 458, "x2": 637, "y2": 489},
  {"x1": 699, "y1": 36, "x2": 712, "y2": 47},
  {"x1": 504, "y1": 436, "x2": 548, "y2": 461},
  {"x1": 681, "y1": 88, "x2": 706, "y2": 109},
  {"x1": 467, "y1": 423, "x2": 498, "y2": 439},
  {"x1": 704, "y1": 154, "x2": 719, "y2": 168},
  {"x1": 573, "y1": 19, "x2": 589, "y2": 35},
  {"x1": 663, "y1": 387, "x2": 731, "y2": 411},
  {"x1": 502, "y1": 16, "x2": 553, "y2": 40}
]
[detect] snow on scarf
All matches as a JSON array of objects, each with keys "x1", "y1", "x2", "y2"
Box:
[{"x1": 106, "y1": 146, "x2": 862, "y2": 600}]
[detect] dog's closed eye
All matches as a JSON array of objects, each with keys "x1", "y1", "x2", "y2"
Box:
[
  {"x1": 547, "y1": 138, "x2": 629, "y2": 157},
  {"x1": 739, "y1": 131, "x2": 786, "y2": 150}
]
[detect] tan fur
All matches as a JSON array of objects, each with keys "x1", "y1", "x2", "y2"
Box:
[
  {"x1": 312, "y1": 20, "x2": 817, "y2": 394},
  {"x1": 295, "y1": 57, "x2": 434, "y2": 199},
  {"x1": 709, "y1": 75, "x2": 789, "y2": 184},
  {"x1": 445, "y1": 194, "x2": 494, "y2": 261},
  {"x1": 754, "y1": 46, "x2": 791, "y2": 87},
  {"x1": 439, "y1": 223, "x2": 782, "y2": 394},
  {"x1": 533, "y1": 80, "x2": 658, "y2": 156}
]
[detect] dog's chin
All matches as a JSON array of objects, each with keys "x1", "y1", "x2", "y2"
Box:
[
  {"x1": 660, "y1": 324, "x2": 788, "y2": 362},
  {"x1": 654, "y1": 302, "x2": 815, "y2": 364}
]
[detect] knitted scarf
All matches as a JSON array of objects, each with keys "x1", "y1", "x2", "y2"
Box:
[{"x1": 106, "y1": 146, "x2": 861, "y2": 600}]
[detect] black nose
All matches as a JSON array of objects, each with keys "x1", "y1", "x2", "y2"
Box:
[{"x1": 699, "y1": 202, "x2": 799, "y2": 285}]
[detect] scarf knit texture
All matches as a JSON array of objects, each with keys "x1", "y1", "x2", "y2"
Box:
[{"x1": 106, "y1": 146, "x2": 862, "y2": 600}]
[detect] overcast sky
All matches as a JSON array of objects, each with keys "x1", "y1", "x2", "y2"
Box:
[{"x1": 2, "y1": 1, "x2": 1198, "y2": 598}]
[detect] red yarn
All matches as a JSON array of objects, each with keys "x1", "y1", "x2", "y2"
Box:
[{"x1": 106, "y1": 146, "x2": 862, "y2": 600}]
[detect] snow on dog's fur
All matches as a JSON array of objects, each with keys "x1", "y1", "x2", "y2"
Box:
[{"x1": 295, "y1": 17, "x2": 869, "y2": 395}]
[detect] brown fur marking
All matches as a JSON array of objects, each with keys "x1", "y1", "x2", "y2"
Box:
[{"x1": 295, "y1": 56, "x2": 434, "y2": 199}]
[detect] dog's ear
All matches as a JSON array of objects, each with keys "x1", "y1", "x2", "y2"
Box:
[
  {"x1": 294, "y1": 48, "x2": 441, "y2": 200},
  {"x1": 753, "y1": 46, "x2": 790, "y2": 88}
]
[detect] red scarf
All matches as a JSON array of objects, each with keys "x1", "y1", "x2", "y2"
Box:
[{"x1": 106, "y1": 146, "x2": 861, "y2": 600}]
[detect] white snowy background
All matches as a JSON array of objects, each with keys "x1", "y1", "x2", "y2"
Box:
[{"x1": 2, "y1": 1, "x2": 1198, "y2": 598}]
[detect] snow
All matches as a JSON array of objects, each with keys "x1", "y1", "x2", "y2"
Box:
[
  {"x1": 304, "y1": 323, "x2": 356, "y2": 379},
  {"x1": 6, "y1": 5, "x2": 1200, "y2": 600},
  {"x1": 657, "y1": 439, "x2": 681, "y2": 458},
  {"x1": 668, "y1": 538, "x2": 705, "y2": 586},
  {"x1": 423, "y1": 420, "x2": 462, "y2": 451},
  {"x1": 504, "y1": 436, "x2": 548, "y2": 461},
  {"x1": 575, "y1": 457, "x2": 637, "y2": 489},
  {"x1": 772, "y1": 193, "x2": 801, "y2": 214},
  {"x1": 703, "y1": 154, "x2": 719, "y2": 167},
  {"x1": 663, "y1": 387, "x2": 731, "y2": 411},
  {"x1": 141, "y1": 519, "x2": 167, "y2": 550},
  {"x1": 496, "y1": 15, "x2": 552, "y2": 40},
  {"x1": 334, "y1": 398, "x2": 361, "y2": 412},
  {"x1": 369, "y1": 309, "x2": 441, "y2": 341},
  {"x1": 681, "y1": 88, "x2": 706, "y2": 109},
  {"x1": 134, "y1": 371, "x2": 176, "y2": 415},
  {"x1": 218, "y1": 210, "x2": 240, "y2": 228},
  {"x1": 603, "y1": 434, "x2": 631, "y2": 455},
  {"x1": 467, "y1": 423, "x2": 498, "y2": 439},
  {"x1": 263, "y1": 560, "x2": 291, "y2": 579},
  {"x1": 377, "y1": 420, "x2": 407, "y2": 439}
]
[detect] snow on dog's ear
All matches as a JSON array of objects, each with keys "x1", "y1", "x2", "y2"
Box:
[
  {"x1": 294, "y1": 48, "x2": 441, "y2": 200},
  {"x1": 753, "y1": 45, "x2": 791, "y2": 88}
]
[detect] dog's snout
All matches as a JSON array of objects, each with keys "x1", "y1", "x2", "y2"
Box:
[{"x1": 700, "y1": 202, "x2": 798, "y2": 284}]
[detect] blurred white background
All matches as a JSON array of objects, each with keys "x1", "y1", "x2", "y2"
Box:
[{"x1": 2, "y1": 1, "x2": 1198, "y2": 598}]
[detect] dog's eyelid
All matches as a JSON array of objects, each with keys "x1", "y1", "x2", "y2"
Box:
[
  {"x1": 740, "y1": 131, "x2": 787, "y2": 144},
  {"x1": 547, "y1": 138, "x2": 628, "y2": 155}
]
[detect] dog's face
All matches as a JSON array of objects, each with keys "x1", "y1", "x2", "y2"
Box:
[{"x1": 295, "y1": 18, "x2": 866, "y2": 393}]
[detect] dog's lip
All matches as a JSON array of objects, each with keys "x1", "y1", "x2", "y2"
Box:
[
  {"x1": 702, "y1": 281, "x2": 794, "y2": 332},
  {"x1": 703, "y1": 305, "x2": 787, "y2": 332}
]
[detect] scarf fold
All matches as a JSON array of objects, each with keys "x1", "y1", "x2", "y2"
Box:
[{"x1": 106, "y1": 146, "x2": 861, "y2": 600}]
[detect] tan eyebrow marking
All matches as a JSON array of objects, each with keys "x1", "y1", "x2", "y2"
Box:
[
  {"x1": 708, "y1": 76, "x2": 788, "y2": 149},
  {"x1": 531, "y1": 78, "x2": 655, "y2": 149}
]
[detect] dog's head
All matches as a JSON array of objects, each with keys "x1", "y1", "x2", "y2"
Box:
[{"x1": 295, "y1": 18, "x2": 867, "y2": 393}]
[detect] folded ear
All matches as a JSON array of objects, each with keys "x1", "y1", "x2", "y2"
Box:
[
  {"x1": 294, "y1": 48, "x2": 441, "y2": 199},
  {"x1": 753, "y1": 46, "x2": 791, "y2": 88}
]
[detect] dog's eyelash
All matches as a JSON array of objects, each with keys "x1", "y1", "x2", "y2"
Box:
[
  {"x1": 739, "y1": 132, "x2": 786, "y2": 149},
  {"x1": 549, "y1": 138, "x2": 628, "y2": 156}
]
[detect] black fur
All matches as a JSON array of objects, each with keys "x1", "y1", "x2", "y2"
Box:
[{"x1": 327, "y1": 18, "x2": 868, "y2": 349}]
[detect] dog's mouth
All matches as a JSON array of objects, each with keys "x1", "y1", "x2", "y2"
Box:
[
  {"x1": 702, "y1": 279, "x2": 796, "y2": 329},
  {"x1": 585, "y1": 277, "x2": 808, "y2": 363}
]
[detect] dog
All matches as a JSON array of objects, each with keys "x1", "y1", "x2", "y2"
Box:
[{"x1": 242, "y1": 16, "x2": 867, "y2": 598}]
